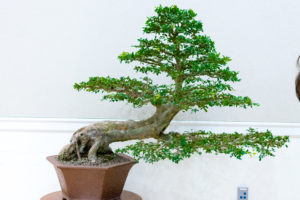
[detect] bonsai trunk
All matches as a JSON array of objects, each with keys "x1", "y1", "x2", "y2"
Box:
[{"x1": 59, "y1": 103, "x2": 180, "y2": 161}]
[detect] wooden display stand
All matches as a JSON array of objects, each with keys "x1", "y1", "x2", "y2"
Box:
[{"x1": 41, "y1": 190, "x2": 142, "y2": 200}]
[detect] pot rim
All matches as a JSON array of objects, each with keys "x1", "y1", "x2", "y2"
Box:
[{"x1": 47, "y1": 153, "x2": 137, "y2": 170}]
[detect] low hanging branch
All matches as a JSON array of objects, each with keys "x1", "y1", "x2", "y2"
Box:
[
  {"x1": 59, "y1": 5, "x2": 289, "y2": 163},
  {"x1": 117, "y1": 129, "x2": 289, "y2": 163}
]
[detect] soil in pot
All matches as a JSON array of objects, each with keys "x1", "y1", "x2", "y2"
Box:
[{"x1": 58, "y1": 153, "x2": 133, "y2": 167}]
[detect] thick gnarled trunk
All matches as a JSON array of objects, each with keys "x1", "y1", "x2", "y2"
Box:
[{"x1": 59, "y1": 104, "x2": 180, "y2": 161}]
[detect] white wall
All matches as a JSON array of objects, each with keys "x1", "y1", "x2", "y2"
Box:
[
  {"x1": 0, "y1": 0, "x2": 300, "y2": 122},
  {"x1": 0, "y1": 1, "x2": 300, "y2": 200}
]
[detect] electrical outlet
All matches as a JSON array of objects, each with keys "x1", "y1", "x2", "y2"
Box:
[{"x1": 237, "y1": 187, "x2": 248, "y2": 200}]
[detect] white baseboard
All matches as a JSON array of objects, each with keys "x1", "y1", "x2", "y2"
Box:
[{"x1": 0, "y1": 117, "x2": 299, "y2": 137}]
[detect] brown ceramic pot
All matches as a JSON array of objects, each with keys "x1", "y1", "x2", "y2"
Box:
[{"x1": 47, "y1": 154, "x2": 137, "y2": 200}]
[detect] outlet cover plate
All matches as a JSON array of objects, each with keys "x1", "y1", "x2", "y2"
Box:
[{"x1": 238, "y1": 187, "x2": 248, "y2": 200}]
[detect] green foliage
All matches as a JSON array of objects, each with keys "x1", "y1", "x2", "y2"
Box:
[
  {"x1": 74, "y1": 76, "x2": 173, "y2": 107},
  {"x1": 116, "y1": 129, "x2": 289, "y2": 163},
  {"x1": 74, "y1": 5, "x2": 289, "y2": 163},
  {"x1": 75, "y1": 5, "x2": 257, "y2": 112}
]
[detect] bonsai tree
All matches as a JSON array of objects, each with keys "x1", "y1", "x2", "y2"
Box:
[{"x1": 59, "y1": 5, "x2": 289, "y2": 163}]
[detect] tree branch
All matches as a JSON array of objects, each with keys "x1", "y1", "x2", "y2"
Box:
[{"x1": 117, "y1": 129, "x2": 289, "y2": 163}]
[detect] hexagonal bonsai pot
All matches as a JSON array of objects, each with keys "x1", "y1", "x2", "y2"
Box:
[{"x1": 42, "y1": 155, "x2": 139, "y2": 200}]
